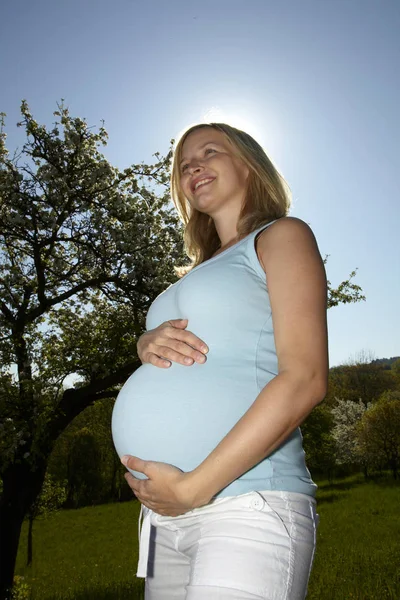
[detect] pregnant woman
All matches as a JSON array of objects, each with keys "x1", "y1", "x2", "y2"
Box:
[{"x1": 111, "y1": 123, "x2": 328, "y2": 599}]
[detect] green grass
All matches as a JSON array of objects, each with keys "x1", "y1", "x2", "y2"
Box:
[
  {"x1": 14, "y1": 475, "x2": 400, "y2": 599},
  {"x1": 15, "y1": 501, "x2": 145, "y2": 599},
  {"x1": 307, "y1": 474, "x2": 400, "y2": 600}
]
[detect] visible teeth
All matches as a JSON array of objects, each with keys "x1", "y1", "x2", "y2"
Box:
[{"x1": 194, "y1": 178, "x2": 213, "y2": 191}]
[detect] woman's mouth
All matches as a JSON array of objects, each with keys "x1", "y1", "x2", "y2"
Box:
[{"x1": 192, "y1": 178, "x2": 215, "y2": 193}]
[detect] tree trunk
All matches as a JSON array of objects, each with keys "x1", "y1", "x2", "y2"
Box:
[
  {"x1": 0, "y1": 463, "x2": 45, "y2": 600},
  {"x1": 27, "y1": 512, "x2": 34, "y2": 567},
  {"x1": 0, "y1": 358, "x2": 139, "y2": 598},
  {"x1": 388, "y1": 455, "x2": 398, "y2": 480},
  {"x1": 0, "y1": 500, "x2": 24, "y2": 600},
  {"x1": 110, "y1": 451, "x2": 121, "y2": 501}
]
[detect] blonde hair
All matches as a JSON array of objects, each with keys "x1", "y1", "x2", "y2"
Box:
[{"x1": 171, "y1": 123, "x2": 291, "y2": 277}]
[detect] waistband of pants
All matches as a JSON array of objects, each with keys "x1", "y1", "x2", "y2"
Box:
[{"x1": 136, "y1": 490, "x2": 316, "y2": 578}]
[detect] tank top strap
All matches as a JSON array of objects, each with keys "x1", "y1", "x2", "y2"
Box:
[
  {"x1": 252, "y1": 219, "x2": 279, "y2": 240},
  {"x1": 243, "y1": 219, "x2": 279, "y2": 281}
]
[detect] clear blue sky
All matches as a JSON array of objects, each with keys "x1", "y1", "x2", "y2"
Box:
[{"x1": 1, "y1": 0, "x2": 399, "y2": 367}]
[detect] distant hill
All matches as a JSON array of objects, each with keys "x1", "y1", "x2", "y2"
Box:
[
  {"x1": 370, "y1": 356, "x2": 400, "y2": 369},
  {"x1": 330, "y1": 356, "x2": 400, "y2": 371}
]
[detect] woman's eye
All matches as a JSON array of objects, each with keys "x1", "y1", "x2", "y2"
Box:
[{"x1": 181, "y1": 149, "x2": 216, "y2": 173}]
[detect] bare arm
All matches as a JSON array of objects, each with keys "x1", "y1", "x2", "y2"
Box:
[{"x1": 186, "y1": 217, "x2": 329, "y2": 503}]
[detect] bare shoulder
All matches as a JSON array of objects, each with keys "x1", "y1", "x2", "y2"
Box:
[
  {"x1": 258, "y1": 216, "x2": 316, "y2": 245},
  {"x1": 256, "y1": 218, "x2": 328, "y2": 389},
  {"x1": 256, "y1": 217, "x2": 320, "y2": 272}
]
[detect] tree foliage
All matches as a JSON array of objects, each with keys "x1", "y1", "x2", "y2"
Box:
[
  {"x1": 324, "y1": 258, "x2": 365, "y2": 309},
  {"x1": 301, "y1": 404, "x2": 336, "y2": 480},
  {"x1": 48, "y1": 398, "x2": 129, "y2": 507},
  {"x1": 0, "y1": 100, "x2": 184, "y2": 467},
  {"x1": 357, "y1": 391, "x2": 400, "y2": 479},
  {"x1": 0, "y1": 100, "x2": 184, "y2": 598},
  {"x1": 391, "y1": 358, "x2": 400, "y2": 383},
  {"x1": 331, "y1": 398, "x2": 369, "y2": 466},
  {"x1": 325, "y1": 360, "x2": 396, "y2": 407},
  {"x1": 27, "y1": 473, "x2": 67, "y2": 567}
]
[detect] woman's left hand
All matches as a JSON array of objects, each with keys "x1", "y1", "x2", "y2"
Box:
[{"x1": 121, "y1": 455, "x2": 208, "y2": 516}]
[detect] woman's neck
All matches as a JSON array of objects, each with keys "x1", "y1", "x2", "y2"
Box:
[{"x1": 211, "y1": 236, "x2": 240, "y2": 259}]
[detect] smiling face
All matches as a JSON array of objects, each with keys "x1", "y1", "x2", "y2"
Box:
[{"x1": 179, "y1": 127, "x2": 249, "y2": 218}]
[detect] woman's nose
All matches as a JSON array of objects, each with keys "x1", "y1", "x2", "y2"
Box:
[{"x1": 188, "y1": 160, "x2": 204, "y2": 174}]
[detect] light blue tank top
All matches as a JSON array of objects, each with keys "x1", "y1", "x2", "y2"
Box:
[{"x1": 112, "y1": 220, "x2": 317, "y2": 498}]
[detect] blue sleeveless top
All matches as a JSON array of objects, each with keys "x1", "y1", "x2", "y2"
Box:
[{"x1": 111, "y1": 220, "x2": 317, "y2": 498}]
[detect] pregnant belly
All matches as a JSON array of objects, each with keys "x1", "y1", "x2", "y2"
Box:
[{"x1": 111, "y1": 362, "x2": 257, "y2": 478}]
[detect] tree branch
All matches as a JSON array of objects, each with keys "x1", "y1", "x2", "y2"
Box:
[
  {"x1": 25, "y1": 275, "x2": 116, "y2": 322},
  {"x1": 62, "y1": 358, "x2": 139, "y2": 402},
  {"x1": 17, "y1": 286, "x2": 33, "y2": 322},
  {"x1": 0, "y1": 301, "x2": 14, "y2": 323},
  {"x1": 50, "y1": 359, "x2": 140, "y2": 441}
]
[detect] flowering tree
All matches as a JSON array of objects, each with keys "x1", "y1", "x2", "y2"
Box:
[
  {"x1": 0, "y1": 101, "x2": 183, "y2": 598},
  {"x1": 331, "y1": 398, "x2": 369, "y2": 467}
]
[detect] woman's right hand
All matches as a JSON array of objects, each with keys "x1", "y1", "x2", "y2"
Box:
[{"x1": 137, "y1": 319, "x2": 209, "y2": 368}]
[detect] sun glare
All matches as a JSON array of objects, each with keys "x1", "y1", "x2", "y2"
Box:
[
  {"x1": 174, "y1": 104, "x2": 283, "y2": 171},
  {"x1": 202, "y1": 106, "x2": 259, "y2": 139},
  {"x1": 174, "y1": 107, "x2": 261, "y2": 147},
  {"x1": 202, "y1": 105, "x2": 281, "y2": 160}
]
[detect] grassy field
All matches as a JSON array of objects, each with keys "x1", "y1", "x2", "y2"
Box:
[{"x1": 14, "y1": 474, "x2": 400, "y2": 600}]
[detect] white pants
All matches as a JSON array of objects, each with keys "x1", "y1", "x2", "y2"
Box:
[{"x1": 137, "y1": 490, "x2": 319, "y2": 600}]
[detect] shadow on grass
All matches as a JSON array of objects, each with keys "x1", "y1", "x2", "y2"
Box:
[
  {"x1": 316, "y1": 492, "x2": 346, "y2": 504},
  {"x1": 321, "y1": 480, "x2": 361, "y2": 492},
  {"x1": 43, "y1": 583, "x2": 145, "y2": 600},
  {"x1": 365, "y1": 475, "x2": 400, "y2": 489},
  {"x1": 316, "y1": 476, "x2": 364, "y2": 493},
  {"x1": 316, "y1": 473, "x2": 399, "y2": 502}
]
